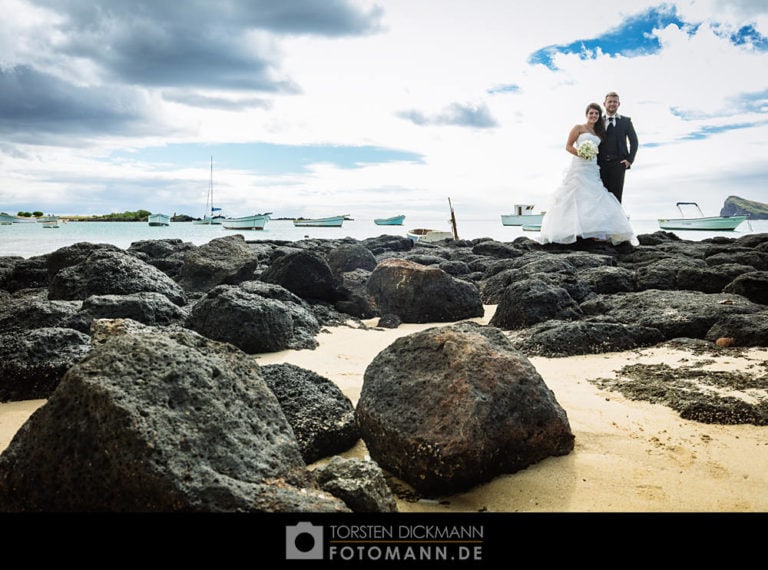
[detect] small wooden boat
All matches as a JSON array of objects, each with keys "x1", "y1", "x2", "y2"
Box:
[
  {"x1": 293, "y1": 215, "x2": 346, "y2": 228},
  {"x1": 147, "y1": 213, "x2": 171, "y2": 226},
  {"x1": 374, "y1": 214, "x2": 406, "y2": 226},
  {"x1": 42, "y1": 220, "x2": 60, "y2": 229},
  {"x1": 222, "y1": 213, "x2": 271, "y2": 230},
  {"x1": 407, "y1": 228, "x2": 454, "y2": 243},
  {"x1": 658, "y1": 202, "x2": 748, "y2": 231},
  {"x1": 501, "y1": 204, "x2": 544, "y2": 226}
]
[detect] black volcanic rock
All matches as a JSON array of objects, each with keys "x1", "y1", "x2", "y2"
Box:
[{"x1": 356, "y1": 322, "x2": 574, "y2": 496}]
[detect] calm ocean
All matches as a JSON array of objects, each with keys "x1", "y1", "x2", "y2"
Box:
[{"x1": 1, "y1": 217, "x2": 766, "y2": 259}]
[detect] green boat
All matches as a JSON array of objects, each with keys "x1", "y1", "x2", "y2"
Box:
[{"x1": 658, "y1": 202, "x2": 748, "y2": 231}]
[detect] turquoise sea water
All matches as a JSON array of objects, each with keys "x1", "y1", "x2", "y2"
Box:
[{"x1": 1, "y1": 217, "x2": 766, "y2": 259}]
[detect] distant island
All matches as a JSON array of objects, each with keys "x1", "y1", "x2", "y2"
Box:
[{"x1": 720, "y1": 196, "x2": 768, "y2": 220}]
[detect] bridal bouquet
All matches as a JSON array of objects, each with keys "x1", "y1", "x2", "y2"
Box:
[{"x1": 577, "y1": 140, "x2": 598, "y2": 161}]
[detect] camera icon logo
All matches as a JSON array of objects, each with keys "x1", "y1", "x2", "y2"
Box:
[{"x1": 285, "y1": 522, "x2": 324, "y2": 560}]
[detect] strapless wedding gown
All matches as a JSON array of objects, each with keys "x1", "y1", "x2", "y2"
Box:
[{"x1": 539, "y1": 133, "x2": 637, "y2": 245}]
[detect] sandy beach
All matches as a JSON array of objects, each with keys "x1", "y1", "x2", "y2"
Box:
[{"x1": 2, "y1": 305, "x2": 766, "y2": 512}]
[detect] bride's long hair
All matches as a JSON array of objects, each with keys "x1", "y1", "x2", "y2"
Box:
[{"x1": 588, "y1": 102, "x2": 606, "y2": 140}]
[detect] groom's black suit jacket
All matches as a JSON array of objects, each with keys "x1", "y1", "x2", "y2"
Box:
[{"x1": 597, "y1": 115, "x2": 638, "y2": 168}]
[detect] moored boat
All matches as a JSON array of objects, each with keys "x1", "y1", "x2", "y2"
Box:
[
  {"x1": 222, "y1": 213, "x2": 271, "y2": 230},
  {"x1": 194, "y1": 157, "x2": 225, "y2": 225},
  {"x1": 374, "y1": 214, "x2": 406, "y2": 226},
  {"x1": 658, "y1": 202, "x2": 748, "y2": 231},
  {"x1": 147, "y1": 213, "x2": 171, "y2": 226},
  {"x1": 293, "y1": 215, "x2": 346, "y2": 228},
  {"x1": 37, "y1": 215, "x2": 60, "y2": 228},
  {"x1": 501, "y1": 204, "x2": 544, "y2": 226},
  {"x1": 406, "y1": 228, "x2": 454, "y2": 243}
]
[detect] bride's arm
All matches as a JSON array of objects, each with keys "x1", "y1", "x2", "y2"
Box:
[{"x1": 565, "y1": 126, "x2": 581, "y2": 156}]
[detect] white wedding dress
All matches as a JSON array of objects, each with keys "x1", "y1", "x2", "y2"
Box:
[{"x1": 538, "y1": 132, "x2": 637, "y2": 245}]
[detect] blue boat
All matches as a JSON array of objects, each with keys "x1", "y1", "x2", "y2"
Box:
[
  {"x1": 374, "y1": 214, "x2": 405, "y2": 226},
  {"x1": 147, "y1": 213, "x2": 171, "y2": 226}
]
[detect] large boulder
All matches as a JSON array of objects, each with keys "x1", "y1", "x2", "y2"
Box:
[
  {"x1": 722, "y1": 271, "x2": 768, "y2": 305},
  {"x1": 510, "y1": 320, "x2": 666, "y2": 357},
  {"x1": 361, "y1": 235, "x2": 413, "y2": 256},
  {"x1": 61, "y1": 292, "x2": 188, "y2": 334},
  {"x1": 127, "y1": 238, "x2": 197, "y2": 279},
  {"x1": 48, "y1": 250, "x2": 187, "y2": 306},
  {"x1": 326, "y1": 244, "x2": 377, "y2": 277},
  {"x1": 705, "y1": 311, "x2": 768, "y2": 347},
  {"x1": 260, "y1": 363, "x2": 359, "y2": 463},
  {"x1": 355, "y1": 322, "x2": 574, "y2": 496},
  {"x1": 0, "y1": 327, "x2": 91, "y2": 402},
  {"x1": 0, "y1": 329, "x2": 348, "y2": 512},
  {"x1": 489, "y1": 277, "x2": 582, "y2": 330},
  {"x1": 366, "y1": 258, "x2": 484, "y2": 323},
  {"x1": 260, "y1": 250, "x2": 343, "y2": 303},
  {"x1": 0, "y1": 290, "x2": 80, "y2": 332},
  {"x1": 176, "y1": 234, "x2": 262, "y2": 292},
  {"x1": 184, "y1": 282, "x2": 320, "y2": 353},
  {"x1": 581, "y1": 289, "x2": 764, "y2": 340},
  {"x1": 2, "y1": 256, "x2": 50, "y2": 292}
]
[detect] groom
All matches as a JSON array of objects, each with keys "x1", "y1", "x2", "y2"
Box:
[{"x1": 598, "y1": 91, "x2": 638, "y2": 203}]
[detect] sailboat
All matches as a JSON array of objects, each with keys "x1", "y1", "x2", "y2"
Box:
[{"x1": 194, "y1": 156, "x2": 224, "y2": 225}]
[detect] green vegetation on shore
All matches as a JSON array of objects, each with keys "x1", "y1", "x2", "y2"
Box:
[
  {"x1": 61, "y1": 211, "x2": 195, "y2": 222},
  {"x1": 721, "y1": 196, "x2": 768, "y2": 220}
]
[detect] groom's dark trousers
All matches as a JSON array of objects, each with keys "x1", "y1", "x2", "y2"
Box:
[{"x1": 598, "y1": 116, "x2": 638, "y2": 203}]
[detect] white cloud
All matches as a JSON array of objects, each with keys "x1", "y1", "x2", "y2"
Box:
[{"x1": 0, "y1": 0, "x2": 767, "y2": 221}]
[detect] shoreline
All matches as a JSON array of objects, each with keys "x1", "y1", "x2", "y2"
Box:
[{"x1": 5, "y1": 305, "x2": 764, "y2": 512}]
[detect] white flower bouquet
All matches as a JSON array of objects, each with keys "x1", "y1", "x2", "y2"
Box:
[{"x1": 577, "y1": 140, "x2": 598, "y2": 161}]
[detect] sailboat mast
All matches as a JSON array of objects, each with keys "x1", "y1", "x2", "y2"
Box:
[{"x1": 209, "y1": 156, "x2": 214, "y2": 216}]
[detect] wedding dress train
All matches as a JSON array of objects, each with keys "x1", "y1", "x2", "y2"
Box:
[{"x1": 539, "y1": 133, "x2": 637, "y2": 245}]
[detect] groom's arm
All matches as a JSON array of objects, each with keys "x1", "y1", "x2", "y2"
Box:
[{"x1": 626, "y1": 119, "x2": 638, "y2": 167}]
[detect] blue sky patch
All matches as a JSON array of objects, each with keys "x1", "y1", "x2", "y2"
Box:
[
  {"x1": 487, "y1": 84, "x2": 520, "y2": 95},
  {"x1": 111, "y1": 142, "x2": 424, "y2": 174},
  {"x1": 723, "y1": 24, "x2": 768, "y2": 50},
  {"x1": 528, "y1": 6, "x2": 693, "y2": 69}
]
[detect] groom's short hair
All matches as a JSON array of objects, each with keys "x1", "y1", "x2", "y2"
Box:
[{"x1": 605, "y1": 91, "x2": 620, "y2": 100}]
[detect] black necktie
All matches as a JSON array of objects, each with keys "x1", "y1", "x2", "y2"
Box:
[{"x1": 607, "y1": 117, "x2": 615, "y2": 132}]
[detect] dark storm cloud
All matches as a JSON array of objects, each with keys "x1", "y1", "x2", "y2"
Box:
[
  {"x1": 397, "y1": 102, "x2": 499, "y2": 129},
  {"x1": 163, "y1": 91, "x2": 273, "y2": 111},
  {"x1": 31, "y1": 0, "x2": 384, "y2": 36},
  {"x1": 2, "y1": 0, "x2": 384, "y2": 142},
  {"x1": 0, "y1": 65, "x2": 165, "y2": 142},
  {"x1": 28, "y1": 0, "x2": 383, "y2": 90}
]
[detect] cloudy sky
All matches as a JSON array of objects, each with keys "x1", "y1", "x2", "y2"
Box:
[{"x1": 1, "y1": 0, "x2": 767, "y2": 222}]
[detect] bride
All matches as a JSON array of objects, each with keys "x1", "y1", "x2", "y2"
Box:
[{"x1": 538, "y1": 102, "x2": 637, "y2": 246}]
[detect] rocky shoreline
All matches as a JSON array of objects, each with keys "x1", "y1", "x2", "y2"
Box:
[{"x1": 0, "y1": 231, "x2": 766, "y2": 511}]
